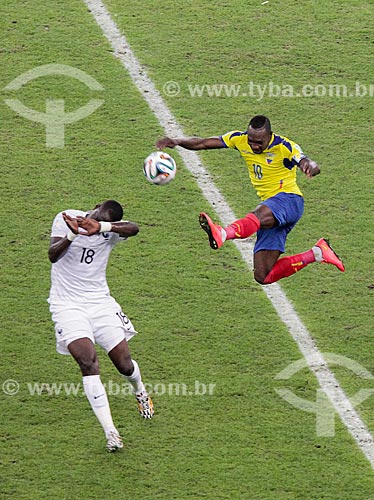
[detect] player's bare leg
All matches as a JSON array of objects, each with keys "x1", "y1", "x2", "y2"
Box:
[
  {"x1": 109, "y1": 340, "x2": 154, "y2": 419},
  {"x1": 253, "y1": 250, "x2": 281, "y2": 284},
  {"x1": 68, "y1": 338, "x2": 123, "y2": 452}
]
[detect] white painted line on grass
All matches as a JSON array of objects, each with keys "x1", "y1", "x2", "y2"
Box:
[{"x1": 83, "y1": 0, "x2": 374, "y2": 467}]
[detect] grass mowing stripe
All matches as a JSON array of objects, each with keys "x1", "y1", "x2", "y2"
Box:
[{"x1": 83, "y1": 0, "x2": 374, "y2": 468}]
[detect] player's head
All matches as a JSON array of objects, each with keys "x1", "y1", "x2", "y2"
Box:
[
  {"x1": 247, "y1": 115, "x2": 272, "y2": 154},
  {"x1": 90, "y1": 200, "x2": 123, "y2": 222}
]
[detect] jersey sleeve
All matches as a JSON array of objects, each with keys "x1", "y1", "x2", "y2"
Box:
[
  {"x1": 282, "y1": 140, "x2": 307, "y2": 169},
  {"x1": 220, "y1": 130, "x2": 244, "y2": 149},
  {"x1": 291, "y1": 141, "x2": 306, "y2": 163}
]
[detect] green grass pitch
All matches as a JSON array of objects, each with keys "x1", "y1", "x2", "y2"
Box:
[{"x1": 1, "y1": 1, "x2": 374, "y2": 498}]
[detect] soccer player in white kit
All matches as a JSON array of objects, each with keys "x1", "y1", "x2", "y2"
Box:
[{"x1": 48, "y1": 200, "x2": 154, "y2": 452}]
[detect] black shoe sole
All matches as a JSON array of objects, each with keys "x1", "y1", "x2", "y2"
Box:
[
  {"x1": 325, "y1": 239, "x2": 341, "y2": 259},
  {"x1": 322, "y1": 238, "x2": 345, "y2": 271},
  {"x1": 199, "y1": 214, "x2": 218, "y2": 249}
]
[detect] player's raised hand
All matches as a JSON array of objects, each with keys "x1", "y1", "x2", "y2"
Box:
[
  {"x1": 156, "y1": 137, "x2": 178, "y2": 149},
  {"x1": 299, "y1": 158, "x2": 320, "y2": 178},
  {"x1": 62, "y1": 212, "x2": 79, "y2": 234},
  {"x1": 76, "y1": 217, "x2": 101, "y2": 236}
]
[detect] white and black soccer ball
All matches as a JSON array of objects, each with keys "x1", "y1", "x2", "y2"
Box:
[{"x1": 143, "y1": 151, "x2": 177, "y2": 185}]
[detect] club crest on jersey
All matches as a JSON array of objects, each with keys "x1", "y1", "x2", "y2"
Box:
[{"x1": 266, "y1": 153, "x2": 275, "y2": 164}]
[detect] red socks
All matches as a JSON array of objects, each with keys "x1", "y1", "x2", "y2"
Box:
[
  {"x1": 225, "y1": 213, "x2": 261, "y2": 240},
  {"x1": 263, "y1": 249, "x2": 315, "y2": 284},
  {"x1": 224, "y1": 214, "x2": 316, "y2": 284}
]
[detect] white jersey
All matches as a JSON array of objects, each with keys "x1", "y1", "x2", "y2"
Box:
[{"x1": 48, "y1": 210, "x2": 127, "y2": 305}]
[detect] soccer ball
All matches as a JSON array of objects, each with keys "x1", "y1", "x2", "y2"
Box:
[{"x1": 143, "y1": 151, "x2": 177, "y2": 185}]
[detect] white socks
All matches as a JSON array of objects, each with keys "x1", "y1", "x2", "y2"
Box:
[
  {"x1": 83, "y1": 375, "x2": 117, "y2": 438},
  {"x1": 312, "y1": 245, "x2": 323, "y2": 262},
  {"x1": 125, "y1": 359, "x2": 145, "y2": 395},
  {"x1": 83, "y1": 361, "x2": 145, "y2": 437},
  {"x1": 221, "y1": 228, "x2": 227, "y2": 243}
]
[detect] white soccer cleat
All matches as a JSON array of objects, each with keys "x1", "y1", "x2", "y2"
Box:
[
  {"x1": 135, "y1": 391, "x2": 154, "y2": 419},
  {"x1": 106, "y1": 431, "x2": 123, "y2": 452}
]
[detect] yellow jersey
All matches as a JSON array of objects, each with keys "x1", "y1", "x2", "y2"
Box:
[{"x1": 220, "y1": 131, "x2": 306, "y2": 201}]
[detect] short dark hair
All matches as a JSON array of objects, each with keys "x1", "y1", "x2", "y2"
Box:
[
  {"x1": 248, "y1": 115, "x2": 271, "y2": 133},
  {"x1": 102, "y1": 200, "x2": 123, "y2": 222}
]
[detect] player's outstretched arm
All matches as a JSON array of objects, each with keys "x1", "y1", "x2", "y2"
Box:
[
  {"x1": 156, "y1": 136, "x2": 224, "y2": 150},
  {"x1": 77, "y1": 217, "x2": 139, "y2": 238},
  {"x1": 105, "y1": 221, "x2": 139, "y2": 237},
  {"x1": 299, "y1": 158, "x2": 320, "y2": 178}
]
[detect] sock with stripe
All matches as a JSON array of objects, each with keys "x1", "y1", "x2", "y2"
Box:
[
  {"x1": 263, "y1": 249, "x2": 316, "y2": 284},
  {"x1": 224, "y1": 213, "x2": 261, "y2": 240}
]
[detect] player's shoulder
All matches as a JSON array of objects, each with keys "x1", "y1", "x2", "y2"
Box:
[
  {"x1": 223, "y1": 130, "x2": 246, "y2": 140},
  {"x1": 51, "y1": 209, "x2": 86, "y2": 237},
  {"x1": 58, "y1": 209, "x2": 86, "y2": 217},
  {"x1": 268, "y1": 133, "x2": 300, "y2": 153},
  {"x1": 52, "y1": 209, "x2": 85, "y2": 223},
  {"x1": 221, "y1": 130, "x2": 247, "y2": 146}
]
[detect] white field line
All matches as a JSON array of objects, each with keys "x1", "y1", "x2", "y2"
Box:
[{"x1": 84, "y1": 0, "x2": 374, "y2": 467}]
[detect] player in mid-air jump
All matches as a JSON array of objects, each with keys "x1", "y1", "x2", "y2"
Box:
[
  {"x1": 156, "y1": 115, "x2": 344, "y2": 284},
  {"x1": 48, "y1": 200, "x2": 154, "y2": 452}
]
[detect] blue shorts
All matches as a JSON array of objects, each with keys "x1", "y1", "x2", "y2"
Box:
[{"x1": 254, "y1": 193, "x2": 304, "y2": 254}]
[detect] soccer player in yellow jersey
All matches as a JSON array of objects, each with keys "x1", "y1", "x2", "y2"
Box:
[{"x1": 156, "y1": 115, "x2": 344, "y2": 284}]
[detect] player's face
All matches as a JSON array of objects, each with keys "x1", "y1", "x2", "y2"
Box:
[
  {"x1": 88, "y1": 203, "x2": 111, "y2": 222},
  {"x1": 247, "y1": 127, "x2": 271, "y2": 154}
]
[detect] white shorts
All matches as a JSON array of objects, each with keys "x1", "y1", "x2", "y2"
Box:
[{"x1": 50, "y1": 297, "x2": 137, "y2": 355}]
